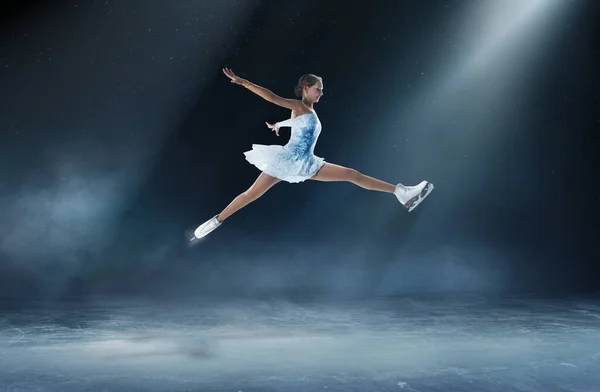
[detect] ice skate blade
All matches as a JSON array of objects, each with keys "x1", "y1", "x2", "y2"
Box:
[
  {"x1": 186, "y1": 230, "x2": 201, "y2": 247},
  {"x1": 406, "y1": 182, "x2": 434, "y2": 212}
]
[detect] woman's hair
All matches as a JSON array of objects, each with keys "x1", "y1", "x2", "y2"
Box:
[{"x1": 294, "y1": 74, "x2": 322, "y2": 97}]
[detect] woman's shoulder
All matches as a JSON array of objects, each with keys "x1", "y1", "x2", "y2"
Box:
[{"x1": 291, "y1": 101, "x2": 316, "y2": 119}]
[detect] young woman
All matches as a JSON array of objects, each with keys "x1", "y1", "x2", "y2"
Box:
[{"x1": 190, "y1": 68, "x2": 433, "y2": 241}]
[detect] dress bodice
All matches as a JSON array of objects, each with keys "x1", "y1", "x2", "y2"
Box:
[{"x1": 286, "y1": 112, "x2": 322, "y2": 156}]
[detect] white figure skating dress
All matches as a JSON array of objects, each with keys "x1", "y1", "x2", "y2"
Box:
[{"x1": 243, "y1": 112, "x2": 326, "y2": 183}]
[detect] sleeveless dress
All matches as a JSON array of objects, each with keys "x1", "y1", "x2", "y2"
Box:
[{"x1": 243, "y1": 112, "x2": 326, "y2": 183}]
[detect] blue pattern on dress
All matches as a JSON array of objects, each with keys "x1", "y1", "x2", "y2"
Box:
[{"x1": 243, "y1": 112, "x2": 326, "y2": 183}]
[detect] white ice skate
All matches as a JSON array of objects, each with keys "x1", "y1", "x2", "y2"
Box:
[
  {"x1": 190, "y1": 215, "x2": 222, "y2": 241},
  {"x1": 394, "y1": 181, "x2": 434, "y2": 212}
]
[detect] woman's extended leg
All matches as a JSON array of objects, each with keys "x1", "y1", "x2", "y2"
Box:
[
  {"x1": 217, "y1": 172, "x2": 281, "y2": 222},
  {"x1": 310, "y1": 163, "x2": 395, "y2": 193}
]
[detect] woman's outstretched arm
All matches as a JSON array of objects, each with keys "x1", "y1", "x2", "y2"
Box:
[{"x1": 223, "y1": 68, "x2": 303, "y2": 111}]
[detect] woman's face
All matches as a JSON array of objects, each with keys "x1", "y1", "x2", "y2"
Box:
[{"x1": 304, "y1": 81, "x2": 323, "y2": 102}]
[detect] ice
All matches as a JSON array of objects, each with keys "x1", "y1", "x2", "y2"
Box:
[{"x1": 1, "y1": 294, "x2": 599, "y2": 391}]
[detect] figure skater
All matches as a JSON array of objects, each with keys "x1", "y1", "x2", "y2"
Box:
[{"x1": 190, "y1": 68, "x2": 434, "y2": 241}]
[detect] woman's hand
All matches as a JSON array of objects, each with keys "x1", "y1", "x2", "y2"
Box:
[
  {"x1": 222, "y1": 67, "x2": 246, "y2": 85},
  {"x1": 265, "y1": 122, "x2": 280, "y2": 136}
]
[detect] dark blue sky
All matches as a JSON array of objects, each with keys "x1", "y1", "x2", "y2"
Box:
[{"x1": 0, "y1": 0, "x2": 598, "y2": 300}]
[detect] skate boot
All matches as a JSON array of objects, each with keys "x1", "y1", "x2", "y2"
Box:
[
  {"x1": 190, "y1": 215, "x2": 222, "y2": 241},
  {"x1": 394, "y1": 181, "x2": 434, "y2": 212}
]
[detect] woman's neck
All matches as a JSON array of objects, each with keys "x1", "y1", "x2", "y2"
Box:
[{"x1": 302, "y1": 98, "x2": 313, "y2": 109}]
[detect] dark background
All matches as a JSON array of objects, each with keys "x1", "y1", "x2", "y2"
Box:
[{"x1": 1, "y1": 0, "x2": 598, "y2": 301}]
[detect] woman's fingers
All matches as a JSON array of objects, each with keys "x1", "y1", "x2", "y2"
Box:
[{"x1": 223, "y1": 68, "x2": 235, "y2": 79}]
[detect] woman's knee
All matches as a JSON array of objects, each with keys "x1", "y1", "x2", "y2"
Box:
[
  {"x1": 242, "y1": 188, "x2": 261, "y2": 202},
  {"x1": 346, "y1": 168, "x2": 362, "y2": 182}
]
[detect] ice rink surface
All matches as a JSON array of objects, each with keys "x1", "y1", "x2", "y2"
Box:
[{"x1": 1, "y1": 294, "x2": 599, "y2": 391}]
